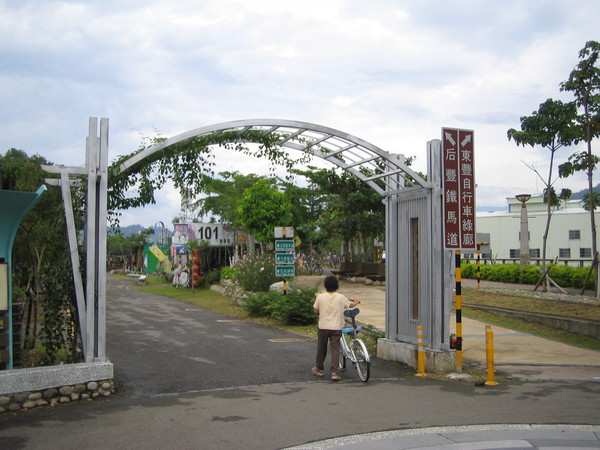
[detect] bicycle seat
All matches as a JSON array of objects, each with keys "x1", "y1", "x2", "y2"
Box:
[{"x1": 344, "y1": 307, "x2": 360, "y2": 318}]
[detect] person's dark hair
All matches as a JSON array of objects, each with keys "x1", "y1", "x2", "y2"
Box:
[{"x1": 324, "y1": 275, "x2": 339, "y2": 292}]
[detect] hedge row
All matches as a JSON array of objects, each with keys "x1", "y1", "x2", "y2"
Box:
[{"x1": 461, "y1": 262, "x2": 595, "y2": 290}]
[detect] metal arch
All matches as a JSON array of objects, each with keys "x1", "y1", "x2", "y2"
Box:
[{"x1": 115, "y1": 119, "x2": 429, "y2": 196}]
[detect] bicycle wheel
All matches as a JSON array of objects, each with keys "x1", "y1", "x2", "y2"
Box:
[
  {"x1": 339, "y1": 337, "x2": 347, "y2": 371},
  {"x1": 352, "y1": 339, "x2": 370, "y2": 382},
  {"x1": 314, "y1": 266, "x2": 324, "y2": 276}
]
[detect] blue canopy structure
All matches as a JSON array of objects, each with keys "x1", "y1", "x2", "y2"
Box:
[{"x1": 0, "y1": 185, "x2": 47, "y2": 369}]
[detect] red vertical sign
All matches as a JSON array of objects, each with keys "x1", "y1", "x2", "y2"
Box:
[{"x1": 442, "y1": 128, "x2": 475, "y2": 250}]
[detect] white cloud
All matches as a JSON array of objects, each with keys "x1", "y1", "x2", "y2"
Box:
[{"x1": 1, "y1": 0, "x2": 598, "y2": 226}]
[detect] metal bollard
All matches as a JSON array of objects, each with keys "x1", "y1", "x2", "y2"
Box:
[
  {"x1": 485, "y1": 324, "x2": 499, "y2": 386},
  {"x1": 416, "y1": 325, "x2": 426, "y2": 376}
]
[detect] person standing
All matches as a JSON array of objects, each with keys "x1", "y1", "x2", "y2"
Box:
[{"x1": 312, "y1": 275, "x2": 360, "y2": 381}]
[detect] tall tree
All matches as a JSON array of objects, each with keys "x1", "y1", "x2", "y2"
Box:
[
  {"x1": 192, "y1": 171, "x2": 263, "y2": 224},
  {"x1": 280, "y1": 172, "x2": 326, "y2": 254},
  {"x1": 295, "y1": 167, "x2": 385, "y2": 261},
  {"x1": 236, "y1": 178, "x2": 293, "y2": 245},
  {"x1": 507, "y1": 99, "x2": 578, "y2": 291},
  {"x1": 558, "y1": 40, "x2": 600, "y2": 295}
]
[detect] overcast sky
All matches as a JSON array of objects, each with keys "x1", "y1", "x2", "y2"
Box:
[{"x1": 1, "y1": 0, "x2": 598, "y2": 227}]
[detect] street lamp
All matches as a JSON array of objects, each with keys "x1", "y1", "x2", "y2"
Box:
[{"x1": 515, "y1": 194, "x2": 531, "y2": 266}]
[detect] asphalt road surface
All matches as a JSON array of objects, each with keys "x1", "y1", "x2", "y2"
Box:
[{"x1": 0, "y1": 276, "x2": 599, "y2": 449}]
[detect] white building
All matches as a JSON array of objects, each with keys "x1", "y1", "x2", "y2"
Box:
[{"x1": 476, "y1": 195, "x2": 600, "y2": 266}]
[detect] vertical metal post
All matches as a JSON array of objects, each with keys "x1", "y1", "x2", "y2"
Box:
[
  {"x1": 485, "y1": 324, "x2": 499, "y2": 385},
  {"x1": 60, "y1": 172, "x2": 87, "y2": 354},
  {"x1": 427, "y1": 139, "x2": 451, "y2": 351},
  {"x1": 476, "y1": 242, "x2": 482, "y2": 290},
  {"x1": 282, "y1": 227, "x2": 287, "y2": 295},
  {"x1": 85, "y1": 118, "x2": 98, "y2": 363},
  {"x1": 455, "y1": 250, "x2": 463, "y2": 370},
  {"x1": 416, "y1": 325, "x2": 426, "y2": 376},
  {"x1": 96, "y1": 118, "x2": 109, "y2": 361}
]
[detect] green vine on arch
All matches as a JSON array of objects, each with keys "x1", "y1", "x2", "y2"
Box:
[{"x1": 107, "y1": 130, "x2": 313, "y2": 224}]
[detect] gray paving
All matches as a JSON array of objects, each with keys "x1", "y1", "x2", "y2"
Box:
[{"x1": 0, "y1": 276, "x2": 599, "y2": 449}]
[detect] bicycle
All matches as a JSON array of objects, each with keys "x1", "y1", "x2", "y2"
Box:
[
  {"x1": 303, "y1": 258, "x2": 324, "y2": 275},
  {"x1": 339, "y1": 307, "x2": 370, "y2": 381}
]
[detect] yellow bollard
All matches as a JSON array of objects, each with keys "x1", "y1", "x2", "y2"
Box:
[
  {"x1": 485, "y1": 324, "x2": 499, "y2": 386},
  {"x1": 416, "y1": 325, "x2": 426, "y2": 376}
]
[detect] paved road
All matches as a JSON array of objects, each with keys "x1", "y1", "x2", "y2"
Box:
[{"x1": 0, "y1": 276, "x2": 599, "y2": 449}]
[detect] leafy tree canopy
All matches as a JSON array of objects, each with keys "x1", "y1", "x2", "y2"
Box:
[{"x1": 236, "y1": 178, "x2": 293, "y2": 244}]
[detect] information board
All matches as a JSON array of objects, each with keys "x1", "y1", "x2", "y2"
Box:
[
  {"x1": 275, "y1": 265, "x2": 296, "y2": 277},
  {"x1": 275, "y1": 239, "x2": 295, "y2": 252},
  {"x1": 442, "y1": 128, "x2": 475, "y2": 250},
  {"x1": 275, "y1": 253, "x2": 295, "y2": 265}
]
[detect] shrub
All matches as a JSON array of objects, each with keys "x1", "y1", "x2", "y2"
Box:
[
  {"x1": 243, "y1": 290, "x2": 279, "y2": 317},
  {"x1": 268, "y1": 287, "x2": 318, "y2": 325},
  {"x1": 461, "y1": 261, "x2": 596, "y2": 289},
  {"x1": 569, "y1": 266, "x2": 595, "y2": 290},
  {"x1": 220, "y1": 266, "x2": 237, "y2": 281},
  {"x1": 242, "y1": 286, "x2": 318, "y2": 325},
  {"x1": 519, "y1": 265, "x2": 540, "y2": 284},
  {"x1": 461, "y1": 263, "x2": 477, "y2": 279},
  {"x1": 205, "y1": 269, "x2": 221, "y2": 285},
  {"x1": 232, "y1": 252, "x2": 280, "y2": 292},
  {"x1": 548, "y1": 265, "x2": 571, "y2": 288}
]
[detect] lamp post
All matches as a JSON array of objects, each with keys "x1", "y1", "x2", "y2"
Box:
[{"x1": 515, "y1": 194, "x2": 531, "y2": 266}]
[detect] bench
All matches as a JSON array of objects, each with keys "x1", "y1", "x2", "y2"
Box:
[
  {"x1": 331, "y1": 261, "x2": 363, "y2": 277},
  {"x1": 365, "y1": 263, "x2": 386, "y2": 281}
]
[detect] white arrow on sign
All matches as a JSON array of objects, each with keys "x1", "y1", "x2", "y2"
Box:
[
  {"x1": 445, "y1": 132, "x2": 456, "y2": 146},
  {"x1": 461, "y1": 134, "x2": 472, "y2": 147}
]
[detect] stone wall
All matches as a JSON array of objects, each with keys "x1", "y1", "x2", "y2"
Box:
[
  {"x1": 0, "y1": 379, "x2": 114, "y2": 413},
  {"x1": 0, "y1": 361, "x2": 114, "y2": 414}
]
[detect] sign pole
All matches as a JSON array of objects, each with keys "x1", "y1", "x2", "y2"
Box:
[
  {"x1": 274, "y1": 227, "x2": 295, "y2": 294},
  {"x1": 282, "y1": 227, "x2": 287, "y2": 295},
  {"x1": 455, "y1": 250, "x2": 463, "y2": 370}
]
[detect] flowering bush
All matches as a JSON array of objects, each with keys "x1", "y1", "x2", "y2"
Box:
[
  {"x1": 232, "y1": 252, "x2": 279, "y2": 292},
  {"x1": 220, "y1": 266, "x2": 238, "y2": 281}
]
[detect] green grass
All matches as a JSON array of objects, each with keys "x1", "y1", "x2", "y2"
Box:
[
  {"x1": 463, "y1": 287, "x2": 600, "y2": 320},
  {"x1": 461, "y1": 286, "x2": 600, "y2": 351},
  {"x1": 463, "y1": 307, "x2": 600, "y2": 351}
]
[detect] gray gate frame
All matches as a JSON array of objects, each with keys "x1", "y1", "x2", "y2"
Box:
[{"x1": 42, "y1": 118, "x2": 456, "y2": 372}]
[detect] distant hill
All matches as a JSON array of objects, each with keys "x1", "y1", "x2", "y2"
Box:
[
  {"x1": 110, "y1": 224, "x2": 146, "y2": 236},
  {"x1": 570, "y1": 184, "x2": 600, "y2": 200}
]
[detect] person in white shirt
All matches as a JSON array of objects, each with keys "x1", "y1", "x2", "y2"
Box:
[{"x1": 312, "y1": 275, "x2": 360, "y2": 381}]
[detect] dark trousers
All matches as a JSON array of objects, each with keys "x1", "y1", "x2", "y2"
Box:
[{"x1": 316, "y1": 329, "x2": 341, "y2": 373}]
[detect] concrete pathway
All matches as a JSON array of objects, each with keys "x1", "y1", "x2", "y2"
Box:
[{"x1": 296, "y1": 275, "x2": 600, "y2": 382}]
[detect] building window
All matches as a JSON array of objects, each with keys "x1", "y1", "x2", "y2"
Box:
[
  {"x1": 510, "y1": 249, "x2": 520, "y2": 258},
  {"x1": 580, "y1": 248, "x2": 592, "y2": 258},
  {"x1": 559, "y1": 248, "x2": 571, "y2": 258},
  {"x1": 529, "y1": 249, "x2": 540, "y2": 258},
  {"x1": 569, "y1": 230, "x2": 581, "y2": 240}
]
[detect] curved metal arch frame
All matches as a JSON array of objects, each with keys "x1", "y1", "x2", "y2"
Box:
[{"x1": 116, "y1": 119, "x2": 430, "y2": 197}]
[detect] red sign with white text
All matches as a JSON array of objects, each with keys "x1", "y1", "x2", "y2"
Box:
[{"x1": 442, "y1": 128, "x2": 475, "y2": 250}]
